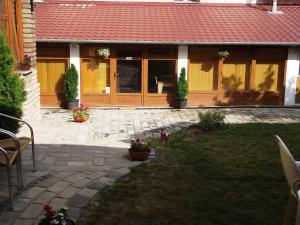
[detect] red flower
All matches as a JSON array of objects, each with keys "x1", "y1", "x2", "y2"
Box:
[{"x1": 43, "y1": 203, "x2": 54, "y2": 218}]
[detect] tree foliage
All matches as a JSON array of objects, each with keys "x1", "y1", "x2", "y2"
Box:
[
  {"x1": 176, "y1": 67, "x2": 188, "y2": 100},
  {"x1": 64, "y1": 64, "x2": 78, "y2": 102},
  {"x1": 0, "y1": 33, "x2": 26, "y2": 135}
]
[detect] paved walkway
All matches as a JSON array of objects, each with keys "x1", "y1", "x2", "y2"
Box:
[{"x1": 0, "y1": 108, "x2": 300, "y2": 225}]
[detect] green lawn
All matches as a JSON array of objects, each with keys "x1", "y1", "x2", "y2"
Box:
[{"x1": 79, "y1": 123, "x2": 300, "y2": 225}]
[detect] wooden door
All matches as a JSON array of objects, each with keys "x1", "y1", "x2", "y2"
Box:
[
  {"x1": 37, "y1": 58, "x2": 68, "y2": 107},
  {"x1": 113, "y1": 59, "x2": 143, "y2": 106},
  {"x1": 81, "y1": 58, "x2": 111, "y2": 106}
]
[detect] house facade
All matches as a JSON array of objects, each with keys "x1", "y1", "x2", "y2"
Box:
[
  {"x1": 0, "y1": 0, "x2": 41, "y2": 119},
  {"x1": 35, "y1": 0, "x2": 300, "y2": 108}
]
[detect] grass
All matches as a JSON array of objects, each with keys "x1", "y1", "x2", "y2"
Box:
[{"x1": 79, "y1": 123, "x2": 300, "y2": 225}]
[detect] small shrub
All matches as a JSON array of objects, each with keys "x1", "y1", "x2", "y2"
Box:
[
  {"x1": 198, "y1": 110, "x2": 225, "y2": 131},
  {"x1": 0, "y1": 33, "x2": 26, "y2": 137},
  {"x1": 176, "y1": 67, "x2": 188, "y2": 100},
  {"x1": 64, "y1": 64, "x2": 78, "y2": 102}
]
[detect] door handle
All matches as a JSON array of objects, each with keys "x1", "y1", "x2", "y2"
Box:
[{"x1": 114, "y1": 72, "x2": 119, "y2": 76}]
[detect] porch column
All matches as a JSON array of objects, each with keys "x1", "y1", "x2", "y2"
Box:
[
  {"x1": 178, "y1": 46, "x2": 188, "y2": 79},
  {"x1": 284, "y1": 47, "x2": 300, "y2": 106},
  {"x1": 70, "y1": 43, "x2": 81, "y2": 103}
]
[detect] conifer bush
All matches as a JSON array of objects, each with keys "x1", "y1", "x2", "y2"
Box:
[
  {"x1": 176, "y1": 67, "x2": 188, "y2": 100},
  {"x1": 0, "y1": 33, "x2": 26, "y2": 136},
  {"x1": 64, "y1": 64, "x2": 78, "y2": 102}
]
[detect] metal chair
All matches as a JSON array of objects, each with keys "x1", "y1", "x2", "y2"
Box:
[
  {"x1": 0, "y1": 112, "x2": 36, "y2": 171},
  {"x1": 0, "y1": 129, "x2": 23, "y2": 209},
  {"x1": 275, "y1": 135, "x2": 300, "y2": 225}
]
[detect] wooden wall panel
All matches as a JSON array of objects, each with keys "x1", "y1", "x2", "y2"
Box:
[
  {"x1": 296, "y1": 77, "x2": 300, "y2": 104},
  {"x1": 115, "y1": 94, "x2": 143, "y2": 106},
  {"x1": 81, "y1": 95, "x2": 111, "y2": 107},
  {"x1": 145, "y1": 94, "x2": 175, "y2": 107},
  {"x1": 222, "y1": 62, "x2": 250, "y2": 91},
  {"x1": 81, "y1": 59, "x2": 109, "y2": 94},
  {"x1": 255, "y1": 63, "x2": 280, "y2": 91},
  {"x1": 189, "y1": 60, "x2": 217, "y2": 91},
  {"x1": 37, "y1": 58, "x2": 68, "y2": 107},
  {"x1": 188, "y1": 92, "x2": 218, "y2": 107},
  {"x1": 37, "y1": 43, "x2": 69, "y2": 58},
  {"x1": 37, "y1": 61, "x2": 48, "y2": 92}
]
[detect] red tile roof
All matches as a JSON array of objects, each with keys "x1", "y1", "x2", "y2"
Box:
[{"x1": 35, "y1": 1, "x2": 300, "y2": 45}]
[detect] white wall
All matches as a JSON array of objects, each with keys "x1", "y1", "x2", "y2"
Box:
[
  {"x1": 284, "y1": 47, "x2": 300, "y2": 106},
  {"x1": 69, "y1": 43, "x2": 81, "y2": 103},
  {"x1": 177, "y1": 46, "x2": 188, "y2": 79}
]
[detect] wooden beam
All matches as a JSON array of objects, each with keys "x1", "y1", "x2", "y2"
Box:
[
  {"x1": 250, "y1": 48, "x2": 256, "y2": 104},
  {"x1": 110, "y1": 50, "x2": 116, "y2": 105},
  {"x1": 217, "y1": 57, "x2": 224, "y2": 104},
  {"x1": 16, "y1": 0, "x2": 24, "y2": 62}
]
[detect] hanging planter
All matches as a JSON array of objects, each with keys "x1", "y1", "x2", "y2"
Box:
[
  {"x1": 218, "y1": 51, "x2": 230, "y2": 60},
  {"x1": 97, "y1": 48, "x2": 110, "y2": 58}
]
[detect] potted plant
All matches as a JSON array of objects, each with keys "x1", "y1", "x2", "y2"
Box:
[
  {"x1": 128, "y1": 138, "x2": 151, "y2": 161},
  {"x1": 73, "y1": 103, "x2": 89, "y2": 123},
  {"x1": 97, "y1": 48, "x2": 110, "y2": 58},
  {"x1": 18, "y1": 54, "x2": 32, "y2": 71},
  {"x1": 176, "y1": 67, "x2": 189, "y2": 109},
  {"x1": 64, "y1": 64, "x2": 79, "y2": 109},
  {"x1": 39, "y1": 204, "x2": 75, "y2": 225},
  {"x1": 218, "y1": 51, "x2": 230, "y2": 60}
]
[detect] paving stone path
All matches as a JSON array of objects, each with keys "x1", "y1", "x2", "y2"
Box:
[{"x1": 0, "y1": 108, "x2": 300, "y2": 225}]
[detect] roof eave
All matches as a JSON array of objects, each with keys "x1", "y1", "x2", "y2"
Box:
[{"x1": 36, "y1": 39, "x2": 300, "y2": 46}]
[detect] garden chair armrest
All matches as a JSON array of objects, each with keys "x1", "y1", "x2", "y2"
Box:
[
  {"x1": 0, "y1": 147, "x2": 10, "y2": 165},
  {"x1": 0, "y1": 113, "x2": 34, "y2": 143},
  {"x1": 292, "y1": 178, "x2": 300, "y2": 199},
  {"x1": 0, "y1": 129, "x2": 21, "y2": 155}
]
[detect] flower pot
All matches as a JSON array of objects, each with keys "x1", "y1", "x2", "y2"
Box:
[
  {"x1": 128, "y1": 150, "x2": 150, "y2": 161},
  {"x1": 176, "y1": 99, "x2": 187, "y2": 109},
  {"x1": 18, "y1": 65, "x2": 31, "y2": 71},
  {"x1": 67, "y1": 100, "x2": 79, "y2": 110},
  {"x1": 73, "y1": 114, "x2": 89, "y2": 123}
]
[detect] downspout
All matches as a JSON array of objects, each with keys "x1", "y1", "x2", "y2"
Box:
[{"x1": 272, "y1": 0, "x2": 278, "y2": 13}]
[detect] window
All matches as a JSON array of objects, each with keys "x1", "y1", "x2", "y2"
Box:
[
  {"x1": 0, "y1": 0, "x2": 24, "y2": 62},
  {"x1": 148, "y1": 60, "x2": 176, "y2": 94},
  {"x1": 0, "y1": 0, "x2": 7, "y2": 33}
]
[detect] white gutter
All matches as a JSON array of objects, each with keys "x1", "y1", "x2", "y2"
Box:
[{"x1": 36, "y1": 39, "x2": 300, "y2": 46}]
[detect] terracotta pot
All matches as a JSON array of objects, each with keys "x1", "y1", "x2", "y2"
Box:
[
  {"x1": 128, "y1": 150, "x2": 150, "y2": 161},
  {"x1": 18, "y1": 65, "x2": 31, "y2": 71},
  {"x1": 73, "y1": 114, "x2": 89, "y2": 123}
]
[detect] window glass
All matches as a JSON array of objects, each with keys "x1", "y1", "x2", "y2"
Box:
[
  {"x1": 117, "y1": 60, "x2": 141, "y2": 93},
  {"x1": 0, "y1": 0, "x2": 5, "y2": 15},
  {"x1": 148, "y1": 60, "x2": 176, "y2": 94}
]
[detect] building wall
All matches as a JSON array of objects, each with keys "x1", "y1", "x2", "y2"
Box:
[
  {"x1": 37, "y1": 43, "x2": 290, "y2": 107},
  {"x1": 21, "y1": 0, "x2": 41, "y2": 120}
]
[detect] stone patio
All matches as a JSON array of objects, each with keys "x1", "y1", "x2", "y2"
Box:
[{"x1": 1, "y1": 108, "x2": 300, "y2": 225}]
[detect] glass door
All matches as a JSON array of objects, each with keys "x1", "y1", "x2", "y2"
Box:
[{"x1": 116, "y1": 60, "x2": 142, "y2": 93}]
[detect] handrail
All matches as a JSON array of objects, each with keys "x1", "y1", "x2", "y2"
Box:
[{"x1": 0, "y1": 112, "x2": 34, "y2": 144}]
